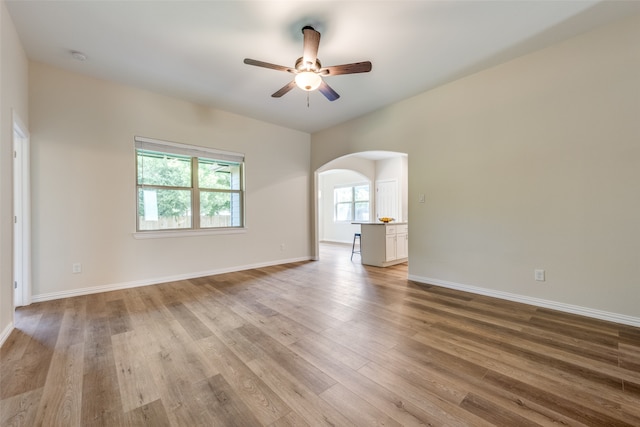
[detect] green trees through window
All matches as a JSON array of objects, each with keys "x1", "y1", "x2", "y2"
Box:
[{"x1": 136, "y1": 147, "x2": 243, "y2": 231}]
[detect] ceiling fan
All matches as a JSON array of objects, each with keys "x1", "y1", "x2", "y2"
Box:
[{"x1": 243, "y1": 26, "x2": 372, "y2": 101}]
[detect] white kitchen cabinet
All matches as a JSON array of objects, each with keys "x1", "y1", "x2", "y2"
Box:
[
  {"x1": 396, "y1": 224, "x2": 408, "y2": 260},
  {"x1": 385, "y1": 234, "x2": 396, "y2": 262},
  {"x1": 359, "y1": 223, "x2": 408, "y2": 267}
]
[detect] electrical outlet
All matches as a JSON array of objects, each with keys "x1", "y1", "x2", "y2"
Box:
[
  {"x1": 280, "y1": 243, "x2": 285, "y2": 251},
  {"x1": 72, "y1": 263, "x2": 82, "y2": 274},
  {"x1": 534, "y1": 269, "x2": 545, "y2": 281}
]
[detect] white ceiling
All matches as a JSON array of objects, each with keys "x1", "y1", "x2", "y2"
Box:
[{"x1": 6, "y1": 1, "x2": 640, "y2": 134}]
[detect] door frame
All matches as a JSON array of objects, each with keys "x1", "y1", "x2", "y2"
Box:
[{"x1": 13, "y1": 112, "x2": 31, "y2": 308}]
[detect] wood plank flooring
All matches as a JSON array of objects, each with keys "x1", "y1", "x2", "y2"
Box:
[{"x1": 1, "y1": 243, "x2": 639, "y2": 426}]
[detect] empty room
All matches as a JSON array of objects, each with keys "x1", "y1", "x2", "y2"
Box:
[{"x1": 1, "y1": 1, "x2": 639, "y2": 425}]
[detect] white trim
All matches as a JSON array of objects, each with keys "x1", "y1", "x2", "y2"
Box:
[
  {"x1": 313, "y1": 170, "x2": 320, "y2": 261},
  {"x1": 320, "y1": 239, "x2": 352, "y2": 245},
  {"x1": 31, "y1": 257, "x2": 312, "y2": 303},
  {"x1": 13, "y1": 111, "x2": 32, "y2": 308},
  {"x1": 408, "y1": 274, "x2": 640, "y2": 328},
  {"x1": 133, "y1": 227, "x2": 247, "y2": 239},
  {"x1": 12, "y1": 112, "x2": 28, "y2": 139},
  {"x1": 135, "y1": 135, "x2": 244, "y2": 163},
  {"x1": 0, "y1": 322, "x2": 14, "y2": 348}
]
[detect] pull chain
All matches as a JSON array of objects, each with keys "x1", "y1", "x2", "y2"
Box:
[{"x1": 307, "y1": 92, "x2": 310, "y2": 108}]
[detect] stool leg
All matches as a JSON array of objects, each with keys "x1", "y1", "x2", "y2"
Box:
[
  {"x1": 351, "y1": 234, "x2": 357, "y2": 260},
  {"x1": 351, "y1": 233, "x2": 361, "y2": 261}
]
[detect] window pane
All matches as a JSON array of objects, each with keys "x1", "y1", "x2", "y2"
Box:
[
  {"x1": 137, "y1": 150, "x2": 191, "y2": 187},
  {"x1": 354, "y1": 185, "x2": 369, "y2": 202},
  {"x1": 335, "y1": 202, "x2": 352, "y2": 221},
  {"x1": 230, "y1": 192, "x2": 242, "y2": 227},
  {"x1": 354, "y1": 202, "x2": 369, "y2": 221},
  {"x1": 138, "y1": 188, "x2": 192, "y2": 230},
  {"x1": 198, "y1": 159, "x2": 241, "y2": 190},
  {"x1": 200, "y1": 191, "x2": 232, "y2": 228},
  {"x1": 334, "y1": 187, "x2": 353, "y2": 203}
]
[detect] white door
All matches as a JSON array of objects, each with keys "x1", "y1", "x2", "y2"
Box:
[
  {"x1": 13, "y1": 118, "x2": 31, "y2": 307},
  {"x1": 376, "y1": 180, "x2": 398, "y2": 220}
]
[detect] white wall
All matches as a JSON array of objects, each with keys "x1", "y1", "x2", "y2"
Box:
[
  {"x1": 29, "y1": 62, "x2": 311, "y2": 300},
  {"x1": 0, "y1": 1, "x2": 29, "y2": 343},
  {"x1": 311, "y1": 14, "x2": 640, "y2": 325}
]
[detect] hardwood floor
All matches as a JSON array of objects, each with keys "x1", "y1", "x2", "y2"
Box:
[{"x1": 2, "y1": 243, "x2": 639, "y2": 426}]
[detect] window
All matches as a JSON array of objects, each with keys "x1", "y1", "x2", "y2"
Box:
[
  {"x1": 135, "y1": 137, "x2": 244, "y2": 232},
  {"x1": 334, "y1": 184, "x2": 369, "y2": 222}
]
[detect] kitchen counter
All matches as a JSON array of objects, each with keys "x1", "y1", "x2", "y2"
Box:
[{"x1": 352, "y1": 222, "x2": 408, "y2": 267}]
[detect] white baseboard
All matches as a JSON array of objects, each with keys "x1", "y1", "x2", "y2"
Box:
[
  {"x1": 320, "y1": 239, "x2": 352, "y2": 245},
  {"x1": 32, "y1": 256, "x2": 312, "y2": 303},
  {"x1": 0, "y1": 322, "x2": 14, "y2": 348},
  {"x1": 408, "y1": 274, "x2": 640, "y2": 328}
]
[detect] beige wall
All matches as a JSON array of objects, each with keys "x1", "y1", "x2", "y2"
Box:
[
  {"x1": 0, "y1": 1, "x2": 29, "y2": 342},
  {"x1": 312, "y1": 15, "x2": 640, "y2": 323},
  {"x1": 29, "y1": 62, "x2": 311, "y2": 299}
]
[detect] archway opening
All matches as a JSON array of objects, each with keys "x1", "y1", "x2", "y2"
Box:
[{"x1": 313, "y1": 151, "x2": 408, "y2": 262}]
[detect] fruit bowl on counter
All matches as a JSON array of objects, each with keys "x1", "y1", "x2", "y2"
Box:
[{"x1": 378, "y1": 217, "x2": 395, "y2": 223}]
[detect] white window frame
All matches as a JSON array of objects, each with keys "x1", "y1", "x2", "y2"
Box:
[
  {"x1": 133, "y1": 136, "x2": 246, "y2": 239},
  {"x1": 334, "y1": 183, "x2": 370, "y2": 222}
]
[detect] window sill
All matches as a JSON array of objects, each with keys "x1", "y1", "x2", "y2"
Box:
[{"x1": 133, "y1": 227, "x2": 247, "y2": 239}]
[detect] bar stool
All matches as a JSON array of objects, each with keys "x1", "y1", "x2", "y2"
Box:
[{"x1": 351, "y1": 233, "x2": 361, "y2": 260}]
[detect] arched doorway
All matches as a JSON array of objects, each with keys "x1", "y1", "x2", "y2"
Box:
[{"x1": 313, "y1": 151, "x2": 408, "y2": 261}]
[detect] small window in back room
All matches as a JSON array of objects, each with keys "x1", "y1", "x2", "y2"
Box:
[{"x1": 334, "y1": 184, "x2": 369, "y2": 222}]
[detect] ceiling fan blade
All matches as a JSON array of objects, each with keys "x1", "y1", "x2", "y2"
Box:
[
  {"x1": 271, "y1": 81, "x2": 297, "y2": 98},
  {"x1": 318, "y1": 80, "x2": 340, "y2": 101},
  {"x1": 320, "y1": 61, "x2": 372, "y2": 76},
  {"x1": 302, "y1": 26, "x2": 321, "y2": 68},
  {"x1": 244, "y1": 58, "x2": 294, "y2": 73}
]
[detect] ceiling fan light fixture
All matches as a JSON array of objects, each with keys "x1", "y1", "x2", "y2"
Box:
[{"x1": 295, "y1": 71, "x2": 322, "y2": 91}]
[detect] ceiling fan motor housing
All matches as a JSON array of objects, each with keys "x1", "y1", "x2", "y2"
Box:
[{"x1": 295, "y1": 57, "x2": 321, "y2": 72}]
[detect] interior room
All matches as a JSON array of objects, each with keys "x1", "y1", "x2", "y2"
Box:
[
  {"x1": 1, "y1": 1, "x2": 639, "y2": 425},
  {"x1": 317, "y1": 151, "x2": 408, "y2": 245}
]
